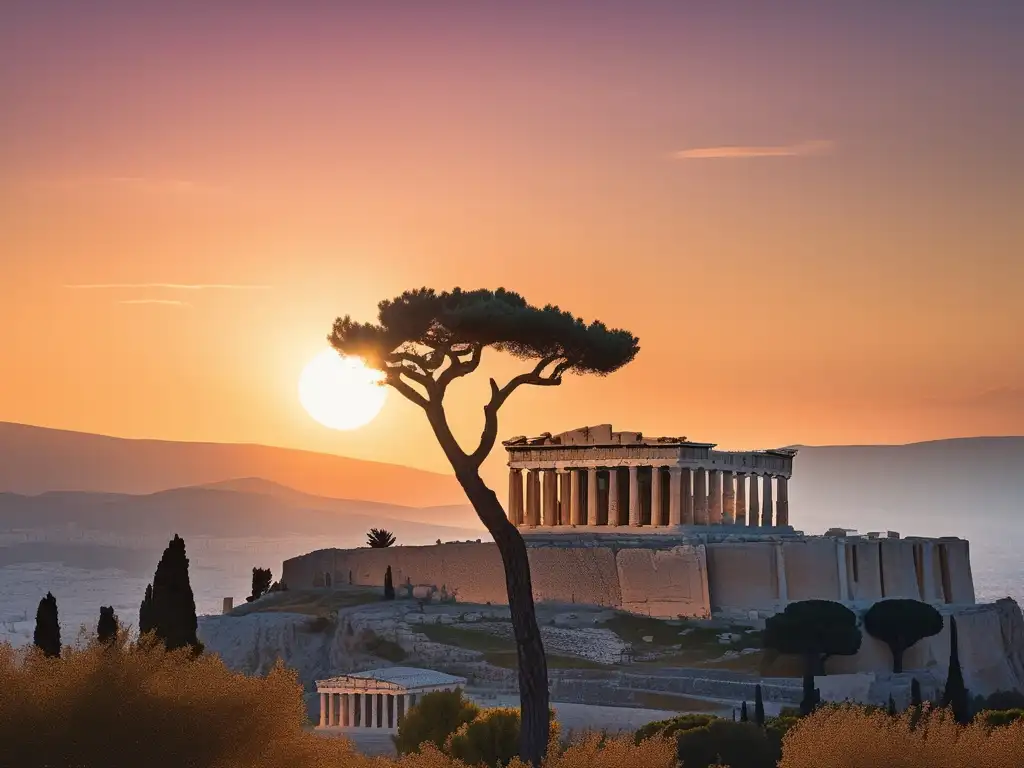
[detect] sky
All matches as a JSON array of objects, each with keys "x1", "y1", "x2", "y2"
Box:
[{"x1": 1, "y1": 2, "x2": 1023, "y2": 487}]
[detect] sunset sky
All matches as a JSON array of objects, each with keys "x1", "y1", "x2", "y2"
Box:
[{"x1": 2, "y1": 2, "x2": 1022, "y2": 488}]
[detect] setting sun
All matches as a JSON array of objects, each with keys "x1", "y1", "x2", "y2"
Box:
[{"x1": 298, "y1": 350, "x2": 387, "y2": 431}]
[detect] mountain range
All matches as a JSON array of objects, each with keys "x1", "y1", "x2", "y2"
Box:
[{"x1": 2, "y1": 421, "x2": 1022, "y2": 545}]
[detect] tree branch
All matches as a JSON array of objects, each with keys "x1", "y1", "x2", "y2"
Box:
[
  {"x1": 436, "y1": 343, "x2": 484, "y2": 393},
  {"x1": 385, "y1": 369, "x2": 429, "y2": 409},
  {"x1": 468, "y1": 354, "x2": 565, "y2": 467}
]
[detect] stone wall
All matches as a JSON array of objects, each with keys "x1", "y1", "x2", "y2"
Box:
[
  {"x1": 283, "y1": 533, "x2": 975, "y2": 621},
  {"x1": 283, "y1": 541, "x2": 711, "y2": 618}
]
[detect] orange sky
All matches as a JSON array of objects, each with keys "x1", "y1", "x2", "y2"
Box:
[{"x1": 1, "y1": 4, "x2": 1022, "y2": 490}]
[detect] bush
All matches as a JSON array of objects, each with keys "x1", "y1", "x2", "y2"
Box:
[
  {"x1": 446, "y1": 707, "x2": 521, "y2": 767},
  {"x1": 976, "y1": 708, "x2": 1024, "y2": 727},
  {"x1": 973, "y1": 689, "x2": 1024, "y2": 712},
  {"x1": 778, "y1": 703, "x2": 1024, "y2": 767},
  {"x1": 675, "y1": 719, "x2": 780, "y2": 768},
  {"x1": 394, "y1": 688, "x2": 479, "y2": 755},
  {"x1": 0, "y1": 637, "x2": 363, "y2": 768},
  {"x1": 634, "y1": 713, "x2": 717, "y2": 743}
]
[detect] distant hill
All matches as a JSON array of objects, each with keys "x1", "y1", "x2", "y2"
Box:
[
  {"x1": 0, "y1": 422, "x2": 466, "y2": 507},
  {"x1": 0, "y1": 484, "x2": 483, "y2": 542},
  {"x1": 789, "y1": 436, "x2": 1024, "y2": 539}
]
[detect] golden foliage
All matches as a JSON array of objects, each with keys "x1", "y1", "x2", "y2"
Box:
[
  {"x1": 779, "y1": 704, "x2": 1024, "y2": 768},
  {"x1": 0, "y1": 637, "x2": 362, "y2": 768}
]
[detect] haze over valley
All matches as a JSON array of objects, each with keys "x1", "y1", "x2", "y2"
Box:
[{"x1": 1, "y1": 422, "x2": 1021, "y2": 645}]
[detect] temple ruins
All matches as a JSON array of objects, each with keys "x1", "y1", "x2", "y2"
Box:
[{"x1": 504, "y1": 425, "x2": 796, "y2": 530}]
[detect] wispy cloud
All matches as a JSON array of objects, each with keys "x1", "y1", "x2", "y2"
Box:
[
  {"x1": 65, "y1": 283, "x2": 271, "y2": 291},
  {"x1": 116, "y1": 299, "x2": 191, "y2": 307},
  {"x1": 674, "y1": 140, "x2": 835, "y2": 160}
]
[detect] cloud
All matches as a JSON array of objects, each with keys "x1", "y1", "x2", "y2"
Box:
[
  {"x1": 116, "y1": 299, "x2": 191, "y2": 307},
  {"x1": 674, "y1": 140, "x2": 835, "y2": 160},
  {"x1": 65, "y1": 283, "x2": 271, "y2": 291}
]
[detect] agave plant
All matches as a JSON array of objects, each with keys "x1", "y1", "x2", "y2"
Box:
[{"x1": 366, "y1": 528, "x2": 396, "y2": 548}]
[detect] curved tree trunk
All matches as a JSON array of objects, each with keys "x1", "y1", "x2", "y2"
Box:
[{"x1": 454, "y1": 467, "x2": 550, "y2": 767}]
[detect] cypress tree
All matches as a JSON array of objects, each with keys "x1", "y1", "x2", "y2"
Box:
[
  {"x1": 97, "y1": 606, "x2": 118, "y2": 644},
  {"x1": 740, "y1": 701, "x2": 749, "y2": 722},
  {"x1": 139, "y1": 584, "x2": 155, "y2": 635},
  {"x1": 384, "y1": 565, "x2": 395, "y2": 600},
  {"x1": 941, "y1": 615, "x2": 969, "y2": 724},
  {"x1": 887, "y1": 695, "x2": 897, "y2": 716},
  {"x1": 151, "y1": 534, "x2": 201, "y2": 652},
  {"x1": 754, "y1": 684, "x2": 765, "y2": 726},
  {"x1": 911, "y1": 677, "x2": 923, "y2": 708},
  {"x1": 33, "y1": 592, "x2": 61, "y2": 658}
]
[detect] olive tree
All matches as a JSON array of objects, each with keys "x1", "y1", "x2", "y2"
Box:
[
  {"x1": 330, "y1": 287, "x2": 639, "y2": 764},
  {"x1": 864, "y1": 598, "x2": 943, "y2": 673}
]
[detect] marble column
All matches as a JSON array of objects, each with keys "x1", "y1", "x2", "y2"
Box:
[
  {"x1": 608, "y1": 468, "x2": 621, "y2": 526},
  {"x1": 722, "y1": 470, "x2": 736, "y2": 525},
  {"x1": 328, "y1": 691, "x2": 336, "y2": 727},
  {"x1": 508, "y1": 468, "x2": 523, "y2": 525},
  {"x1": 651, "y1": 466, "x2": 665, "y2": 526},
  {"x1": 628, "y1": 466, "x2": 641, "y2": 526},
  {"x1": 694, "y1": 468, "x2": 708, "y2": 525},
  {"x1": 708, "y1": 469, "x2": 723, "y2": 524},
  {"x1": 761, "y1": 475, "x2": 774, "y2": 527},
  {"x1": 542, "y1": 470, "x2": 559, "y2": 526},
  {"x1": 587, "y1": 468, "x2": 599, "y2": 526},
  {"x1": 736, "y1": 474, "x2": 747, "y2": 526},
  {"x1": 748, "y1": 473, "x2": 760, "y2": 527},
  {"x1": 319, "y1": 692, "x2": 328, "y2": 727},
  {"x1": 570, "y1": 469, "x2": 583, "y2": 525},
  {"x1": 559, "y1": 471, "x2": 572, "y2": 526},
  {"x1": 527, "y1": 470, "x2": 542, "y2": 526},
  {"x1": 776, "y1": 476, "x2": 789, "y2": 527},
  {"x1": 682, "y1": 468, "x2": 693, "y2": 525},
  {"x1": 668, "y1": 467, "x2": 682, "y2": 526}
]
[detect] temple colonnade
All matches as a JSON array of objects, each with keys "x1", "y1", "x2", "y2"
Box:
[{"x1": 507, "y1": 466, "x2": 789, "y2": 529}]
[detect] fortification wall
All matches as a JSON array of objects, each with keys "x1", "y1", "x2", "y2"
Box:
[
  {"x1": 784, "y1": 539, "x2": 841, "y2": 601},
  {"x1": 706, "y1": 543, "x2": 779, "y2": 613},
  {"x1": 283, "y1": 533, "x2": 976, "y2": 620},
  {"x1": 283, "y1": 541, "x2": 710, "y2": 617}
]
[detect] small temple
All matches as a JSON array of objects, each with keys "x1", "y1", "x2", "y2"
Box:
[
  {"x1": 503, "y1": 424, "x2": 797, "y2": 531},
  {"x1": 315, "y1": 667, "x2": 467, "y2": 732}
]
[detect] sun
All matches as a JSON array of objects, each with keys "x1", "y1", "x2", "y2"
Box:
[{"x1": 298, "y1": 350, "x2": 387, "y2": 430}]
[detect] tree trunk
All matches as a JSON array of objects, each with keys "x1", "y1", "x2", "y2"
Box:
[
  {"x1": 892, "y1": 645, "x2": 904, "y2": 674},
  {"x1": 454, "y1": 467, "x2": 550, "y2": 767}
]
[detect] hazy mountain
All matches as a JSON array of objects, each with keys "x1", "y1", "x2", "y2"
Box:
[
  {"x1": 788, "y1": 437, "x2": 1024, "y2": 539},
  {"x1": 0, "y1": 485, "x2": 482, "y2": 542},
  {"x1": 0, "y1": 422, "x2": 465, "y2": 507}
]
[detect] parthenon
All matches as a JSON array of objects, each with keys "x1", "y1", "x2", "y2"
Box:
[{"x1": 503, "y1": 424, "x2": 797, "y2": 531}]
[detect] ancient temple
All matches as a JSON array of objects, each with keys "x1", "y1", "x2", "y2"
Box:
[{"x1": 503, "y1": 424, "x2": 797, "y2": 531}]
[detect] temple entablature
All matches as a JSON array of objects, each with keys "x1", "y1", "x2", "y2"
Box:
[{"x1": 503, "y1": 425, "x2": 797, "y2": 532}]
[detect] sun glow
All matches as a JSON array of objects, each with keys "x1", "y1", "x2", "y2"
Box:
[{"x1": 298, "y1": 350, "x2": 387, "y2": 430}]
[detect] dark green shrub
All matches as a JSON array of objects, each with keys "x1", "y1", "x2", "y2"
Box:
[
  {"x1": 977, "y1": 708, "x2": 1024, "y2": 727},
  {"x1": 754, "y1": 683, "x2": 765, "y2": 726},
  {"x1": 974, "y1": 690, "x2": 1024, "y2": 712},
  {"x1": 675, "y1": 719, "x2": 780, "y2": 768},
  {"x1": 97, "y1": 606, "x2": 118, "y2": 644},
  {"x1": 394, "y1": 688, "x2": 479, "y2": 755},
  {"x1": 634, "y1": 713, "x2": 716, "y2": 743}
]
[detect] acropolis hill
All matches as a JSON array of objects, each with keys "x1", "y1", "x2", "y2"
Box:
[{"x1": 284, "y1": 425, "x2": 976, "y2": 621}]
